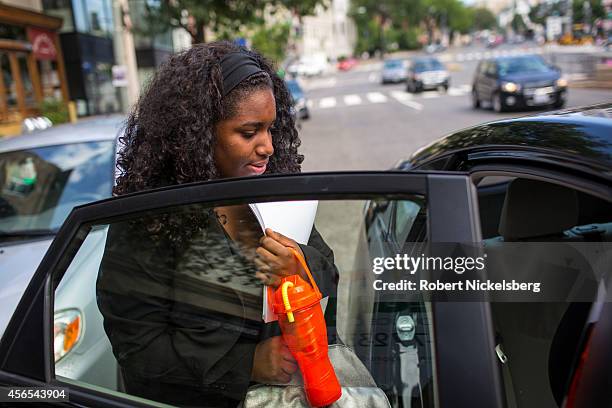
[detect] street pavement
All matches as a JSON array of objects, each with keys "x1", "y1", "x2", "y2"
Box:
[{"x1": 297, "y1": 44, "x2": 611, "y2": 172}]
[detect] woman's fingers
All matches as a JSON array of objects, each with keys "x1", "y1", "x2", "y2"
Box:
[
  {"x1": 281, "y1": 360, "x2": 298, "y2": 377},
  {"x1": 259, "y1": 234, "x2": 292, "y2": 258},
  {"x1": 265, "y1": 229, "x2": 298, "y2": 248},
  {"x1": 265, "y1": 229, "x2": 305, "y2": 258},
  {"x1": 255, "y1": 271, "x2": 280, "y2": 287}
]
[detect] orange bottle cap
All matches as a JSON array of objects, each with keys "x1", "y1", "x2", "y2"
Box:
[{"x1": 272, "y1": 274, "x2": 321, "y2": 314}]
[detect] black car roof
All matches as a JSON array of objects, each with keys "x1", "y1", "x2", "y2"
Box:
[{"x1": 406, "y1": 103, "x2": 612, "y2": 176}]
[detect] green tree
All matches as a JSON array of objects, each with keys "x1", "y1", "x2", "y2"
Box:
[
  {"x1": 250, "y1": 22, "x2": 291, "y2": 63},
  {"x1": 141, "y1": 0, "x2": 326, "y2": 45},
  {"x1": 511, "y1": 14, "x2": 527, "y2": 33},
  {"x1": 572, "y1": 0, "x2": 605, "y2": 26},
  {"x1": 350, "y1": 0, "x2": 427, "y2": 53},
  {"x1": 472, "y1": 7, "x2": 497, "y2": 30}
]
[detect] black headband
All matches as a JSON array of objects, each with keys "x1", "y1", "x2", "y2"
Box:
[{"x1": 220, "y1": 51, "x2": 265, "y2": 96}]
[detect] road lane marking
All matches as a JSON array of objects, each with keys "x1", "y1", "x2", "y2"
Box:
[
  {"x1": 368, "y1": 72, "x2": 378, "y2": 82},
  {"x1": 366, "y1": 92, "x2": 387, "y2": 103},
  {"x1": 390, "y1": 91, "x2": 423, "y2": 111},
  {"x1": 422, "y1": 91, "x2": 439, "y2": 99},
  {"x1": 344, "y1": 94, "x2": 362, "y2": 106},
  {"x1": 319, "y1": 97, "x2": 336, "y2": 109},
  {"x1": 448, "y1": 87, "x2": 465, "y2": 96},
  {"x1": 302, "y1": 77, "x2": 336, "y2": 91}
]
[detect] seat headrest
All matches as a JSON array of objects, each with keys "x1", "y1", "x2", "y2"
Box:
[{"x1": 499, "y1": 178, "x2": 578, "y2": 240}]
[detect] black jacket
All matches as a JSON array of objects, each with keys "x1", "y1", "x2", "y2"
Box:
[{"x1": 96, "y1": 210, "x2": 339, "y2": 407}]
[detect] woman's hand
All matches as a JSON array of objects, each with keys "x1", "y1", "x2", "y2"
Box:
[
  {"x1": 255, "y1": 228, "x2": 307, "y2": 288},
  {"x1": 251, "y1": 336, "x2": 297, "y2": 384}
]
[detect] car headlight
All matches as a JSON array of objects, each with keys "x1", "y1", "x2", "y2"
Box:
[
  {"x1": 556, "y1": 78, "x2": 568, "y2": 88},
  {"x1": 54, "y1": 309, "x2": 82, "y2": 362},
  {"x1": 501, "y1": 82, "x2": 520, "y2": 93}
]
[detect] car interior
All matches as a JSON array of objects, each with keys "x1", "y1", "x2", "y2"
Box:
[{"x1": 475, "y1": 175, "x2": 611, "y2": 407}]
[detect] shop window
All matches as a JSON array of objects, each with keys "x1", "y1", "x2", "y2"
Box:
[
  {"x1": 42, "y1": 0, "x2": 76, "y2": 33},
  {"x1": 38, "y1": 60, "x2": 62, "y2": 100},
  {"x1": 0, "y1": 23, "x2": 27, "y2": 41},
  {"x1": 1, "y1": 54, "x2": 17, "y2": 109},
  {"x1": 16, "y1": 54, "x2": 35, "y2": 107}
]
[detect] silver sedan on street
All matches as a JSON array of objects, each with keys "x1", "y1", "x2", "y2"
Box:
[{"x1": 0, "y1": 116, "x2": 123, "y2": 390}]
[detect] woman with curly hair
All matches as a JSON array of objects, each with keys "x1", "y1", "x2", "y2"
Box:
[{"x1": 96, "y1": 41, "x2": 338, "y2": 407}]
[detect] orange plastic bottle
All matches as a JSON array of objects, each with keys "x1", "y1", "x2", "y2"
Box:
[{"x1": 271, "y1": 249, "x2": 342, "y2": 407}]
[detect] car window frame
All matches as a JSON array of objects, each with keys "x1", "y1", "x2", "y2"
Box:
[{"x1": 0, "y1": 171, "x2": 502, "y2": 408}]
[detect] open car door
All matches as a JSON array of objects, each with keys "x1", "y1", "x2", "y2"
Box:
[{"x1": 0, "y1": 172, "x2": 502, "y2": 407}]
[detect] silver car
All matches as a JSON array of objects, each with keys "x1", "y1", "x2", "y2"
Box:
[
  {"x1": 381, "y1": 59, "x2": 408, "y2": 84},
  {"x1": 0, "y1": 115, "x2": 122, "y2": 389}
]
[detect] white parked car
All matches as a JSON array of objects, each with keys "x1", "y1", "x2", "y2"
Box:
[
  {"x1": 288, "y1": 55, "x2": 329, "y2": 77},
  {"x1": 0, "y1": 115, "x2": 123, "y2": 389}
]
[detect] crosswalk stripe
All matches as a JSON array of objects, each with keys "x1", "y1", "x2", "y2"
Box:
[
  {"x1": 448, "y1": 88, "x2": 465, "y2": 96},
  {"x1": 390, "y1": 91, "x2": 423, "y2": 111},
  {"x1": 422, "y1": 91, "x2": 439, "y2": 99},
  {"x1": 344, "y1": 94, "x2": 362, "y2": 106},
  {"x1": 366, "y1": 92, "x2": 387, "y2": 103},
  {"x1": 319, "y1": 97, "x2": 336, "y2": 109}
]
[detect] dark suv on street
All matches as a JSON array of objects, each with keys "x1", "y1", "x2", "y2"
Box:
[{"x1": 472, "y1": 55, "x2": 567, "y2": 112}]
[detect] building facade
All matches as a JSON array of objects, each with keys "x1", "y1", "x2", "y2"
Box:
[
  {"x1": 0, "y1": 2, "x2": 70, "y2": 135},
  {"x1": 301, "y1": 0, "x2": 356, "y2": 60},
  {"x1": 42, "y1": 0, "x2": 121, "y2": 117}
]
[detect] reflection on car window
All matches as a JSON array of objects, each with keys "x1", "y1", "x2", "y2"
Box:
[
  {"x1": 413, "y1": 59, "x2": 443, "y2": 72},
  {"x1": 497, "y1": 56, "x2": 550, "y2": 76},
  {"x1": 0, "y1": 141, "x2": 115, "y2": 235},
  {"x1": 394, "y1": 200, "x2": 422, "y2": 244},
  {"x1": 53, "y1": 198, "x2": 437, "y2": 408},
  {"x1": 384, "y1": 60, "x2": 403, "y2": 68}
]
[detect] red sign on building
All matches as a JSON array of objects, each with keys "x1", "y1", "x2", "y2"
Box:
[{"x1": 27, "y1": 27, "x2": 57, "y2": 60}]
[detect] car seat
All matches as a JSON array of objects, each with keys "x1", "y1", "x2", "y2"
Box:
[{"x1": 485, "y1": 178, "x2": 598, "y2": 407}]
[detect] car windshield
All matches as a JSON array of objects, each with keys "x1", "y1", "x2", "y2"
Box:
[
  {"x1": 384, "y1": 60, "x2": 403, "y2": 69},
  {"x1": 497, "y1": 56, "x2": 551, "y2": 75},
  {"x1": 413, "y1": 59, "x2": 443, "y2": 72},
  {"x1": 0, "y1": 141, "x2": 115, "y2": 236}
]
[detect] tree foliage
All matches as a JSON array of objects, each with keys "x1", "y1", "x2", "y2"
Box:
[
  {"x1": 472, "y1": 7, "x2": 497, "y2": 30},
  {"x1": 250, "y1": 22, "x2": 291, "y2": 63},
  {"x1": 350, "y1": 0, "x2": 493, "y2": 53},
  {"x1": 141, "y1": 0, "x2": 326, "y2": 44},
  {"x1": 572, "y1": 0, "x2": 605, "y2": 25}
]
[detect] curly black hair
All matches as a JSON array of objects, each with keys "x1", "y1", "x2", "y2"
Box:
[{"x1": 114, "y1": 40, "x2": 303, "y2": 196}]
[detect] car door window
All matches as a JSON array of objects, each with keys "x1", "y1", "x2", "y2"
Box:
[
  {"x1": 485, "y1": 62, "x2": 497, "y2": 77},
  {"x1": 477, "y1": 62, "x2": 485, "y2": 75},
  {"x1": 1, "y1": 173, "x2": 498, "y2": 408},
  {"x1": 51, "y1": 196, "x2": 438, "y2": 407},
  {"x1": 0, "y1": 141, "x2": 115, "y2": 233},
  {"x1": 393, "y1": 198, "x2": 424, "y2": 245},
  {"x1": 475, "y1": 174, "x2": 612, "y2": 407}
]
